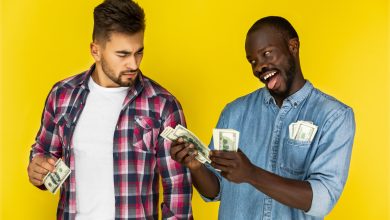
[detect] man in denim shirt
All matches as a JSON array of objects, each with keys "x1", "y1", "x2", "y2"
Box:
[{"x1": 171, "y1": 16, "x2": 355, "y2": 219}]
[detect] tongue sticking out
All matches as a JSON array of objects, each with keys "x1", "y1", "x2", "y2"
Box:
[{"x1": 267, "y1": 74, "x2": 279, "y2": 90}]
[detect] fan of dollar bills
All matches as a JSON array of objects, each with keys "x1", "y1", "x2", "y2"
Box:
[
  {"x1": 43, "y1": 159, "x2": 71, "y2": 194},
  {"x1": 161, "y1": 125, "x2": 239, "y2": 164}
]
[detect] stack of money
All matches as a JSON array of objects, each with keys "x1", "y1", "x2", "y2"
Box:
[
  {"x1": 161, "y1": 125, "x2": 211, "y2": 163},
  {"x1": 213, "y1": 129, "x2": 240, "y2": 151},
  {"x1": 289, "y1": 120, "x2": 318, "y2": 142},
  {"x1": 43, "y1": 159, "x2": 71, "y2": 194}
]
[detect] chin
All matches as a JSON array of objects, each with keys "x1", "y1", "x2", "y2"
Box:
[{"x1": 121, "y1": 80, "x2": 135, "y2": 87}]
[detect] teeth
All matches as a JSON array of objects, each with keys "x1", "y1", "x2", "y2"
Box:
[{"x1": 263, "y1": 71, "x2": 276, "y2": 81}]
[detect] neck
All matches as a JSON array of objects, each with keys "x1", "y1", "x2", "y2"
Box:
[
  {"x1": 274, "y1": 73, "x2": 306, "y2": 107},
  {"x1": 91, "y1": 63, "x2": 119, "y2": 88}
]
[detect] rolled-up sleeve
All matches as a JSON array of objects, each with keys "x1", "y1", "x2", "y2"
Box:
[
  {"x1": 199, "y1": 163, "x2": 223, "y2": 202},
  {"x1": 306, "y1": 108, "x2": 355, "y2": 217}
]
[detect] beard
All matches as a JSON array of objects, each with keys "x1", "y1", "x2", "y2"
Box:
[
  {"x1": 101, "y1": 57, "x2": 138, "y2": 87},
  {"x1": 284, "y1": 55, "x2": 297, "y2": 94},
  {"x1": 269, "y1": 55, "x2": 296, "y2": 98}
]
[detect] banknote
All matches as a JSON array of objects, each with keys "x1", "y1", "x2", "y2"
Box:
[
  {"x1": 289, "y1": 120, "x2": 317, "y2": 142},
  {"x1": 213, "y1": 129, "x2": 239, "y2": 151},
  {"x1": 43, "y1": 159, "x2": 71, "y2": 194},
  {"x1": 161, "y1": 125, "x2": 211, "y2": 163}
]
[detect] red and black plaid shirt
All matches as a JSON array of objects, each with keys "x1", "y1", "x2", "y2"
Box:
[{"x1": 30, "y1": 65, "x2": 193, "y2": 219}]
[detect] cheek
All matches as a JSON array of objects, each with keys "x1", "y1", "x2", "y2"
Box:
[
  {"x1": 106, "y1": 55, "x2": 123, "y2": 69},
  {"x1": 136, "y1": 54, "x2": 143, "y2": 64}
]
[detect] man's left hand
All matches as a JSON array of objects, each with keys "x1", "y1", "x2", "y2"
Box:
[{"x1": 210, "y1": 149, "x2": 255, "y2": 183}]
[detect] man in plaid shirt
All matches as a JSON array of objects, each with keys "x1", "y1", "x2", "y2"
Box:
[{"x1": 27, "y1": 0, "x2": 193, "y2": 219}]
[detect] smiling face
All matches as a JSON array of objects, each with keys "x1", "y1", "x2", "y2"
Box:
[
  {"x1": 245, "y1": 26, "x2": 304, "y2": 102},
  {"x1": 91, "y1": 31, "x2": 144, "y2": 88}
]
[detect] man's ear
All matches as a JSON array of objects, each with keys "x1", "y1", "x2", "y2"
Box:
[
  {"x1": 288, "y1": 38, "x2": 300, "y2": 55},
  {"x1": 90, "y1": 42, "x2": 101, "y2": 61}
]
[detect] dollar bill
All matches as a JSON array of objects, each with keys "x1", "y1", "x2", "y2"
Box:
[
  {"x1": 161, "y1": 125, "x2": 211, "y2": 163},
  {"x1": 213, "y1": 129, "x2": 239, "y2": 151},
  {"x1": 43, "y1": 159, "x2": 71, "y2": 194},
  {"x1": 289, "y1": 120, "x2": 317, "y2": 141}
]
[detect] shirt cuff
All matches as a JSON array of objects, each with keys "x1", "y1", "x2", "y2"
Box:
[
  {"x1": 305, "y1": 179, "x2": 332, "y2": 217},
  {"x1": 199, "y1": 163, "x2": 222, "y2": 202}
]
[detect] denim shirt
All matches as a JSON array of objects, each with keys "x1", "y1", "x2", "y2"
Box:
[{"x1": 203, "y1": 81, "x2": 355, "y2": 220}]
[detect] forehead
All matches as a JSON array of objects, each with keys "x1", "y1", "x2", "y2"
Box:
[
  {"x1": 102, "y1": 31, "x2": 144, "y2": 49},
  {"x1": 245, "y1": 27, "x2": 286, "y2": 52}
]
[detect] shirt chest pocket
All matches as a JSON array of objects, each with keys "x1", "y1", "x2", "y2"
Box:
[
  {"x1": 280, "y1": 138, "x2": 312, "y2": 178},
  {"x1": 132, "y1": 115, "x2": 161, "y2": 153}
]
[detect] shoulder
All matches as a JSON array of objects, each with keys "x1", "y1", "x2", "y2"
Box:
[
  {"x1": 308, "y1": 87, "x2": 354, "y2": 123},
  {"x1": 141, "y1": 75, "x2": 184, "y2": 118},
  {"x1": 50, "y1": 71, "x2": 87, "y2": 93},
  {"x1": 311, "y1": 87, "x2": 351, "y2": 110},
  {"x1": 141, "y1": 75, "x2": 180, "y2": 103}
]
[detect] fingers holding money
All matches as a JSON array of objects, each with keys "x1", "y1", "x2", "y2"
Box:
[
  {"x1": 28, "y1": 155, "x2": 57, "y2": 186},
  {"x1": 171, "y1": 138, "x2": 195, "y2": 162},
  {"x1": 210, "y1": 150, "x2": 255, "y2": 183},
  {"x1": 170, "y1": 138, "x2": 201, "y2": 170}
]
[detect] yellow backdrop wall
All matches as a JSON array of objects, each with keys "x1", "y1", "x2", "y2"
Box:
[{"x1": 1, "y1": 0, "x2": 389, "y2": 219}]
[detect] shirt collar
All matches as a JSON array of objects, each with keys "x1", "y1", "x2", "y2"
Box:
[
  {"x1": 77, "y1": 64, "x2": 94, "y2": 89},
  {"x1": 263, "y1": 80, "x2": 313, "y2": 107}
]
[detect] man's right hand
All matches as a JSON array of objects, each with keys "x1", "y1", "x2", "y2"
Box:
[
  {"x1": 27, "y1": 155, "x2": 56, "y2": 187},
  {"x1": 170, "y1": 137, "x2": 202, "y2": 171}
]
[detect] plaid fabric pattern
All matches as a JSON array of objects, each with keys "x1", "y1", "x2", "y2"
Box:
[{"x1": 30, "y1": 65, "x2": 193, "y2": 219}]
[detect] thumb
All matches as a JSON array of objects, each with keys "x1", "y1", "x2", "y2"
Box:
[{"x1": 47, "y1": 157, "x2": 58, "y2": 165}]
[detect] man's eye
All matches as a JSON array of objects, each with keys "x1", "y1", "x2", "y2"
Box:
[
  {"x1": 117, "y1": 54, "x2": 128, "y2": 58},
  {"x1": 264, "y1": 51, "x2": 271, "y2": 56}
]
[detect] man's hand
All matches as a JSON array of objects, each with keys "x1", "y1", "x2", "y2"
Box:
[
  {"x1": 170, "y1": 137, "x2": 202, "y2": 171},
  {"x1": 27, "y1": 155, "x2": 57, "y2": 186},
  {"x1": 210, "y1": 149, "x2": 255, "y2": 183}
]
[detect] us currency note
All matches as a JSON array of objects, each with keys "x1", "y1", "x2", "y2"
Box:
[
  {"x1": 213, "y1": 129, "x2": 239, "y2": 151},
  {"x1": 161, "y1": 125, "x2": 211, "y2": 163},
  {"x1": 295, "y1": 122, "x2": 317, "y2": 142},
  {"x1": 289, "y1": 120, "x2": 317, "y2": 141},
  {"x1": 43, "y1": 159, "x2": 71, "y2": 194}
]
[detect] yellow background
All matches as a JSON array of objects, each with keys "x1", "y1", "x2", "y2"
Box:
[{"x1": 1, "y1": 0, "x2": 389, "y2": 219}]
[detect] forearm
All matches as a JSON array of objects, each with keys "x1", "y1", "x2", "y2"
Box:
[
  {"x1": 190, "y1": 165, "x2": 220, "y2": 199},
  {"x1": 248, "y1": 166, "x2": 312, "y2": 211}
]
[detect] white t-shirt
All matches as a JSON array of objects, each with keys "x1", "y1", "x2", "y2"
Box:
[{"x1": 72, "y1": 78, "x2": 128, "y2": 220}]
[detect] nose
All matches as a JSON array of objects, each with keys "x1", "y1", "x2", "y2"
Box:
[
  {"x1": 126, "y1": 55, "x2": 138, "y2": 71},
  {"x1": 254, "y1": 59, "x2": 269, "y2": 76}
]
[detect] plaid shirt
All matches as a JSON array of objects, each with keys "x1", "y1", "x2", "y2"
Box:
[{"x1": 30, "y1": 65, "x2": 193, "y2": 220}]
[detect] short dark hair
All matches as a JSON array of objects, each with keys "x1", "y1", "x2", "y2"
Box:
[
  {"x1": 247, "y1": 16, "x2": 298, "y2": 42},
  {"x1": 93, "y1": 0, "x2": 145, "y2": 43}
]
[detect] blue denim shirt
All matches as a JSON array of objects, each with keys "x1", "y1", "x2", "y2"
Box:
[{"x1": 203, "y1": 81, "x2": 355, "y2": 220}]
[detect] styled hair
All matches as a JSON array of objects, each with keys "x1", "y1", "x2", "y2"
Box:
[
  {"x1": 93, "y1": 0, "x2": 145, "y2": 43},
  {"x1": 247, "y1": 16, "x2": 298, "y2": 42}
]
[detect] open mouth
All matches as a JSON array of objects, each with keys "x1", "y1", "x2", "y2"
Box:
[
  {"x1": 260, "y1": 70, "x2": 280, "y2": 90},
  {"x1": 261, "y1": 70, "x2": 277, "y2": 82}
]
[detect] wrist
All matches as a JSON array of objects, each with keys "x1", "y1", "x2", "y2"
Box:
[
  {"x1": 189, "y1": 164, "x2": 205, "y2": 174},
  {"x1": 245, "y1": 163, "x2": 259, "y2": 185}
]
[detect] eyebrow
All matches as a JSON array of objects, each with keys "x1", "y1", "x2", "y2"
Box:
[
  {"x1": 246, "y1": 45, "x2": 276, "y2": 59},
  {"x1": 115, "y1": 47, "x2": 144, "y2": 55}
]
